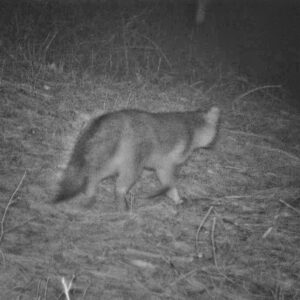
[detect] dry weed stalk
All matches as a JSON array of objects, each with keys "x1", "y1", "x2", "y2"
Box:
[
  {"x1": 0, "y1": 170, "x2": 27, "y2": 245},
  {"x1": 61, "y1": 274, "x2": 76, "y2": 300},
  {"x1": 195, "y1": 206, "x2": 235, "y2": 284},
  {"x1": 252, "y1": 144, "x2": 300, "y2": 162},
  {"x1": 44, "y1": 277, "x2": 50, "y2": 300},
  {"x1": 232, "y1": 84, "x2": 282, "y2": 110}
]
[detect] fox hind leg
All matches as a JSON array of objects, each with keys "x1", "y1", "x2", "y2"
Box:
[
  {"x1": 115, "y1": 163, "x2": 143, "y2": 211},
  {"x1": 85, "y1": 162, "x2": 117, "y2": 203},
  {"x1": 85, "y1": 174, "x2": 98, "y2": 199}
]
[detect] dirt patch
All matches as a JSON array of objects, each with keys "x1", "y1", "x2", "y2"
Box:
[{"x1": 0, "y1": 1, "x2": 299, "y2": 299}]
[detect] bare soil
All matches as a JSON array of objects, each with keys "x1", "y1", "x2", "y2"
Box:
[{"x1": 0, "y1": 1, "x2": 299, "y2": 299}]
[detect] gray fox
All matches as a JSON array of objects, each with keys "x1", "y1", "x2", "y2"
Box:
[{"x1": 54, "y1": 107, "x2": 220, "y2": 209}]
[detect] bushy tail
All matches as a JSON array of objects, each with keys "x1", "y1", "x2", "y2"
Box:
[
  {"x1": 53, "y1": 164, "x2": 87, "y2": 203},
  {"x1": 205, "y1": 106, "x2": 220, "y2": 126}
]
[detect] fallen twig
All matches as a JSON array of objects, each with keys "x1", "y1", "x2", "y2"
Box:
[
  {"x1": 262, "y1": 226, "x2": 273, "y2": 239},
  {"x1": 279, "y1": 199, "x2": 300, "y2": 215},
  {"x1": 169, "y1": 269, "x2": 198, "y2": 287},
  {"x1": 4, "y1": 217, "x2": 35, "y2": 235},
  {"x1": 223, "y1": 128, "x2": 272, "y2": 141},
  {"x1": 0, "y1": 249, "x2": 5, "y2": 266},
  {"x1": 211, "y1": 216, "x2": 218, "y2": 268},
  {"x1": 195, "y1": 206, "x2": 214, "y2": 257}
]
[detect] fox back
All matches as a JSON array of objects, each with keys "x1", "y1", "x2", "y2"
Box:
[{"x1": 54, "y1": 107, "x2": 220, "y2": 209}]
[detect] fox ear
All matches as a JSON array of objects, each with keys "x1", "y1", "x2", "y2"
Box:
[{"x1": 205, "y1": 107, "x2": 220, "y2": 125}]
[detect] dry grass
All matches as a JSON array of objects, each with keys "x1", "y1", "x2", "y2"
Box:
[{"x1": 0, "y1": 1, "x2": 299, "y2": 299}]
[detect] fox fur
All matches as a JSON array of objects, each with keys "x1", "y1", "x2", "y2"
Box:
[{"x1": 54, "y1": 107, "x2": 220, "y2": 209}]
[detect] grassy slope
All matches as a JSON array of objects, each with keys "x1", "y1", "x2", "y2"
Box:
[{"x1": 0, "y1": 1, "x2": 299, "y2": 299}]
